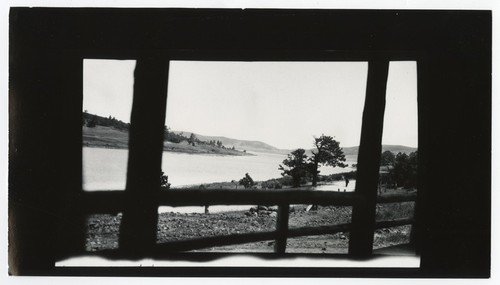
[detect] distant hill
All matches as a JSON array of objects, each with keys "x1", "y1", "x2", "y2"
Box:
[
  {"x1": 342, "y1": 145, "x2": 417, "y2": 156},
  {"x1": 82, "y1": 112, "x2": 129, "y2": 131},
  {"x1": 83, "y1": 112, "x2": 416, "y2": 156},
  {"x1": 177, "y1": 131, "x2": 418, "y2": 156},
  {"x1": 175, "y1": 131, "x2": 287, "y2": 154}
]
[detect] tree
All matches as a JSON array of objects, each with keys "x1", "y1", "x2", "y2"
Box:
[
  {"x1": 239, "y1": 173, "x2": 255, "y2": 189},
  {"x1": 86, "y1": 116, "x2": 97, "y2": 128},
  {"x1": 309, "y1": 135, "x2": 346, "y2": 186},
  {"x1": 392, "y1": 152, "x2": 418, "y2": 189},
  {"x1": 160, "y1": 171, "x2": 170, "y2": 190},
  {"x1": 380, "y1": 150, "x2": 395, "y2": 166},
  {"x1": 407, "y1": 151, "x2": 418, "y2": 188},
  {"x1": 279, "y1": 148, "x2": 309, "y2": 188},
  {"x1": 188, "y1": 133, "x2": 197, "y2": 146}
]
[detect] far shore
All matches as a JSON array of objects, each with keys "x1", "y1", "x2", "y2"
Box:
[
  {"x1": 82, "y1": 125, "x2": 253, "y2": 156},
  {"x1": 83, "y1": 143, "x2": 254, "y2": 156}
]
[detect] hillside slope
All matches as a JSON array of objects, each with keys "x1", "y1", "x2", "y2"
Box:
[
  {"x1": 342, "y1": 145, "x2": 417, "y2": 156},
  {"x1": 176, "y1": 132, "x2": 287, "y2": 154}
]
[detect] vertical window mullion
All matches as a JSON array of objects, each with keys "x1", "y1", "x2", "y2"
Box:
[
  {"x1": 348, "y1": 60, "x2": 389, "y2": 257},
  {"x1": 119, "y1": 56, "x2": 169, "y2": 256},
  {"x1": 274, "y1": 204, "x2": 290, "y2": 253}
]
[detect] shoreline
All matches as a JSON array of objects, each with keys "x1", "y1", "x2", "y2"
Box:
[{"x1": 82, "y1": 144, "x2": 255, "y2": 156}]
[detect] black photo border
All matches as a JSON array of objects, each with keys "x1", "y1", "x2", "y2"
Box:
[{"x1": 8, "y1": 8, "x2": 491, "y2": 278}]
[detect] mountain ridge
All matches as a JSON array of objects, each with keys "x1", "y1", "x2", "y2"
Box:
[
  {"x1": 172, "y1": 131, "x2": 286, "y2": 154},
  {"x1": 342, "y1": 145, "x2": 417, "y2": 156},
  {"x1": 175, "y1": 131, "x2": 417, "y2": 155},
  {"x1": 82, "y1": 112, "x2": 417, "y2": 155}
]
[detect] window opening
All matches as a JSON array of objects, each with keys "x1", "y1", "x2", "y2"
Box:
[
  {"x1": 82, "y1": 59, "x2": 136, "y2": 191},
  {"x1": 374, "y1": 61, "x2": 418, "y2": 252},
  {"x1": 157, "y1": 61, "x2": 367, "y2": 253}
]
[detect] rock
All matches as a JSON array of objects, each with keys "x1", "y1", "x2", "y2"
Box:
[
  {"x1": 249, "y1": 207, "x2": 257, "y2": 213},
  {"x1": 269, "y1": 212, "x2": 277, "y2": 218},
  {"x1": 257, "y1": 205, "x2": 268, "y2": 211},
  {"x1": 244, "y1": 212, "x2": 252, "y2": 217}
]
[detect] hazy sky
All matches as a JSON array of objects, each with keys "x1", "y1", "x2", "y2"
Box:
[{"x1": 83, "y1": 59, "x2": 417, "y2": 149}]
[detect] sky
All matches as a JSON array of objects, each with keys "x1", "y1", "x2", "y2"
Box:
[{"x1": 83, "y1": 59, "x2": 417, "y2": 149}]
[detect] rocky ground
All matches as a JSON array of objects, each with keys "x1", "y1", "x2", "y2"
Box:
[{"x1": 86, "y1": 204, "x2": 413, "y2": 254}]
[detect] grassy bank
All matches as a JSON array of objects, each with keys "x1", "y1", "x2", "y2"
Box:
[{"x1": 83, "y1": 125, "x2": 252, "y2": 156}]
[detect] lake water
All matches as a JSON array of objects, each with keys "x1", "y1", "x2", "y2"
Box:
[{"x1": 82, "y1": 147, "x2": 356, "y2": 213}]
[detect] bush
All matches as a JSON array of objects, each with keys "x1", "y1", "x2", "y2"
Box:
[
  {"x1": 239, "y1": 173, "x2": 255, "y2": 189},
  {"x1": 261, "y1": 179, "x2": 283, "y2": 189},
  {"x1": 86, "y1": 117, "x2": 97, "y2": 128},
  {"x1": 278, "y1": 175, "x2": 293, "y2": 186},
  {"x1": 160, "y1": 171, "x2": 170, "y2": 190}
]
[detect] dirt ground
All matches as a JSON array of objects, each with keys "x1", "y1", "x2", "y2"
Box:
[{"x1": 86, "y1": 205, "x2": 412, "y2": 254}]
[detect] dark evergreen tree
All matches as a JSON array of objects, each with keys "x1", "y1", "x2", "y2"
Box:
[
  {"x1": 239, "y1": 173, "x2": 255, "y2": 189},
  {"x1": 279, "y1": 148, "x2": 309, "y2": 187},
  {"x1": 309, "y1": 135, "x2": 346, "y2": 186}
]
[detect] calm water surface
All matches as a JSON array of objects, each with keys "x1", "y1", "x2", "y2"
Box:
[{"x1": 82, "y1": 147, "x2": 356, "y2": 213}]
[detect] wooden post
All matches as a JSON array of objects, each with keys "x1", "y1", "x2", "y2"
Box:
[
  {"x1": 348, "y1": 60, "x2": 389, "y2": 257},
  {"x1": 56, "y1": 53, "x2": 87, "y2": 260},
  {"x1": 409, "y1": 59, "x2": 426, "y2": 254},
  {"x1": 274, "y1": 204, "x2": 290, "y2": 253},
  {"x1": 118, "y1": 56, "x2": 169, "y2": 257}
]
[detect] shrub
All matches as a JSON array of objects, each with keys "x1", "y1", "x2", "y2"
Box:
[
  {"x1": 239, "y1": 173, "x2": 255, "y2": 189},
  {"x1": 160, "y1": 171, "x2": 170, "y2": 190}
]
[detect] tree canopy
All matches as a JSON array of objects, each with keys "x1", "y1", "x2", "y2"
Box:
[
  {"x1": 239, "y1": 173, "x2": 255, "y2": 189},
  {"x1": 380, "y1": 150, "x2": 395, "y2": 166},
  {"x1": 279, "y1": 148, "x2": 309, "y2": 187},
  {"x1": 279, "y1": 135, "x2": 346, "y2": 187},
  {"x1": 309, "y1": 135, "x2": 346, "y2": 186},
  {"x1": 380, "y1": 150, "x2": 418, "y2": 189}
]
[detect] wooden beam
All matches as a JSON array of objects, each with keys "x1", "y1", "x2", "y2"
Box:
[
  {"x1": 79, "y1": 189, "x2": 364, "y2": 213},
  {"x1": 275, "y1": 204, "x2": 290, "y2": 253},
  {"x1": 118, "y1": 56, "x2": 169, "y2": 257},
  {"x1": 159, "y1": 189, "x2": 361, "y2": 206},
  {"x1": 56, "y1": 53, "x2": 87, "y2": 260},
  {"x1": 79, "y1": 190, "x2": 417, "y2": 214},
  {"x1": 348, "y1": 60, "x2": 390, "y2": 257}
]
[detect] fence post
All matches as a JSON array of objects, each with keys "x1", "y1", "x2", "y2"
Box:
[
  {"x1": 118, "y1": 56, "x2": 169, "y2": 257},
  {"x1": 275, "y1": 204, "x2": 290, "y2": 253},
  {"x1": 348, "y1": 60, "x2": 389, "y2": 257}
]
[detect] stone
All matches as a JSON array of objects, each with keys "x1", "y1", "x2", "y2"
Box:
[{"x1": 257, "y1": 205, "x2": 268, "y2": 211}]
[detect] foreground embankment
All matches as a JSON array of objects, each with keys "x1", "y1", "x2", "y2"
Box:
[{"x1": 86, "y1": 202, "x2": 414, "y2": 254}]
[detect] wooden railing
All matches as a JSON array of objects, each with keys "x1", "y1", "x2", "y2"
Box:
[{"x1": 79, "y1": 189, "x2": 417, "y2": 258}]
